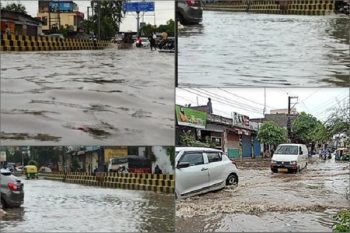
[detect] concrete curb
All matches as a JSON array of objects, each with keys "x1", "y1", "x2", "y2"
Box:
[
  {"x1": 205, "y1": 0, "x2": 334, "y2": 15},
  {"x1": 40, "y1": 172, "x2": 175, "y2": 194},
  {"x1": 1, "y1": 34, "x2": 111, "y2": 52}
]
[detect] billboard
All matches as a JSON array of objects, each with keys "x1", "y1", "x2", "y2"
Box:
[
  {"x1": 49, "y1": 1, "x2": 74, "y2": 12},
  {"x1": 0, "y1": 151, "x2": 6, "y2": 162},
  {"x1": 176, "y1": 105, "x2": 207, "y2": 129},
  {"x1": 232, "y1": 112, "x2": 250, "y2": 128},
  {"x1": 122, "y1": 2, "x2": 155, "y2": 12}
]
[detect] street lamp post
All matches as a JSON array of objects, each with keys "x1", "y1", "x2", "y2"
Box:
[{"x1": 136, "y1": 11, "x2": 140, "y2": 37}]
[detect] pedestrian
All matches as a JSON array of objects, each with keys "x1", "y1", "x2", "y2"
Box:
[
  {"x1": 207, "y1": 98, "x2": 213, "y2": 114},
  {"x1": 149, "y1": 32, "x2": 157, "y2": 51},
  {"x1": 5, "y1": 24, "x2": 11, "y2": 36},
  {"x1": 154, "y1": 165, "x2": 162, "y2": 174}
]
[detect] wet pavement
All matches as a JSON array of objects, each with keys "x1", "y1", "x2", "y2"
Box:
[
  {"x1": 176, "y1": 155, "x2": 350, "y2": 232},
  {"x1": 1, "y1": 179, "x2": 175, "y2": 232},
  {"x1": 0, "y1": 48, "x2": 174, "y2": 145},
  {"x1": 178, "y1": 11, "x2": 350, "y2": 87}
]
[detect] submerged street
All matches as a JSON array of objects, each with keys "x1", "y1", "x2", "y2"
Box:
[
  {"x1": 0, "y1": 48, "x2": 174, "y2": 145},
  {"x1": 176, "y1": 155, "x2": 349, "y2": 232},
  {"x1": 1, "y1": 179, "x2": 175, "y2": 232},
  {"x1": 178, "y1": 11, "x2": 350, "y2": 87}
]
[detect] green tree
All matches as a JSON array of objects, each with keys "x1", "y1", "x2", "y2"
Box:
[
  {"x1": 85, "y1": 0, "x2": 123, "y2": 40},
  {"x1": 291, "y1": 112, "x2": 321, "y2": 144},
  {"x1": 179, "y1": 131, "x2": 211, "y2": 147},
  {"x1": 325, "y1": 101, "x2": 350, "y2": 146},
  {"x1": 257, "y1": 121, "x2": 287, "y2": 146},
  {"x1": 2, "y1": 3, "x2": 27, "y2": 14}
]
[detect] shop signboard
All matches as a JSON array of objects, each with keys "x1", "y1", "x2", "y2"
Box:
[
  {"x1": 232, "y1": 112, "x2": 250, "y2": 128},
  {"x1": 176, "y1": 105, "x2": 207, "y2": 129}
]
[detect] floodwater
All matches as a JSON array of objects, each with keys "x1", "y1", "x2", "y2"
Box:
[
  {"x1": 176, "y1": 155, "x2": 350, "y2": 232},
  {"x1": 178, "y1": 11, "x2": 350, "y2": 87},
  {"x1": 1, "y1": 179, "x2": 175, "y2": 232},
  {"x1": 0, "y1": 48, "x2": 174, "y2": 145}
]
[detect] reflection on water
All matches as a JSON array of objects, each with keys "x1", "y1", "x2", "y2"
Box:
[
  {"x1": 0, "y1": 49, "x2": 175, "y2": 145},
  {"x1": 1, "y1": 179, "x2": 175, "y2": 232},
  {"x1": 178, "y1": 11, "x2": 350, "y2": 87}
]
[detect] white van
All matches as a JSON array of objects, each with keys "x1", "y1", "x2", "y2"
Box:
[
  {"x1": 271, "y1": 144, "x2": 308, "y2": 173},
  {"x1": 108, "y1": 157, "x2": 128, "y2": 173}
]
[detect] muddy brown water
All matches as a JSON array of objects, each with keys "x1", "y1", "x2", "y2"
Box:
[
  {"x1": 176, "y1": 155, "x2": 350, "y2": 232},
  {"x1": 1, "y1": 179, "x2": 175, "y2": 232},
  {"x1": 178, "y1": 11, "x2": 350, "y2": 87},
  {"x1": 0, "y1": 48, "x2": 174, "y2": 145}
]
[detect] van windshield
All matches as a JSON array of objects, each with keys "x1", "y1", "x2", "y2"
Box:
[
  {"x1": 275, "y1": 145, "x2": 298, "y2": 155},
  {"x1": 111, "y1": 158, "x2": 128, "y2": 165}
]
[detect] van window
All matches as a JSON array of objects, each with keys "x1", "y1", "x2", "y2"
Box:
[
  {"x1": 275, "y1": 145, "x2": 298, "y2": 155},
  {"x1": 179, "y1": 152, "x2": 204, "y2": 166},
  {"x1": 111, "y1": 158, "x2": 128, "y2": 165},
  {"x1": 206, "y1": 152, "x2": 222, "y2": 163}
]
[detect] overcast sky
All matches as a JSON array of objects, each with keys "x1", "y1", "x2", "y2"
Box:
[
  {"x1": 3, "y1": 0, "x2": 174, "y2": 30},
  {"x1": 176, "y1": 88, "x2": 349, "y2": 122}
]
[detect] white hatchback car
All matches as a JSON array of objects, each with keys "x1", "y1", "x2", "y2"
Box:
[{"x1": 175, "y1": 147, "x2": 239, "y2": 199}]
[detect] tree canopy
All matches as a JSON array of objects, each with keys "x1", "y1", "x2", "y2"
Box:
[
  {"x1": 257, "y1": 121, "x2": 287, "y2": 146},
  {"x1": 2, "y1": 3, "x2": 27, "y2": 14},
  {"x1": 84, "y1": 0, "x2": 123, "y2": 40},
  {"x1": 291, "y1": 112, "x2": 323, "y2": 144}
]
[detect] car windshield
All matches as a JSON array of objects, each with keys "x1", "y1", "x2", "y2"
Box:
[
  {"x1": 275, "y1": 145, "x2": 298, "y2": 155},
  {"x1": 0, "y1": 168, "x2": 12, "y2": 176}
]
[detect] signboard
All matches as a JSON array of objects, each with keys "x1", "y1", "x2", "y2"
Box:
[
  {"x1": 122, "y1": 2, "x2": 155, "y2": 12},
  {"x1": 176, "y1": 105, "x2": 207, "y2": 129},
  {"x1": 49, "y1": 1, "x2": 74, "y2": 12},
  {"x1": 104, "y1": 147, "x2": 128, "y2": 163},
  {"x1": 0, "y1": 151, "x2": 7, "y2": 162},
  {"x1": 232, "y1": 112, "x2": 250, "y2": 128}
]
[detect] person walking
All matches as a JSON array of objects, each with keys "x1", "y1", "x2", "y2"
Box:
[{"x1": 149, "y1": 32, "x2": 157, "y2": 51}]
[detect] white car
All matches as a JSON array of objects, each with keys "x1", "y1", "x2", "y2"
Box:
[
  {"x1": 271, "y1": 143, "x2": 308, "y2": 173},
  {"x1": 175, "y1": 147, "x2": 239, "y2": 199}
]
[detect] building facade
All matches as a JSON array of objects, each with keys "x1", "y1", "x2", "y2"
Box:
[{"x1": 1, "y1": 10, "x2": 42, "y2": 36}]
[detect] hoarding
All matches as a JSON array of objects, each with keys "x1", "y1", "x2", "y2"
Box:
[
  {"x1": 122, "y1": 2, "x2": 155, "y2": 12},
  {"x1": 49, "y1": 1, "x2": 74, "y2": 12},
  {"x1": 176, "y1": 105, "x2": 207, "y2": 129},
  {"x1": 232, "y1": 112, "x2": 250, "y2": 128},
  {"x1": 0, "y1": 151, "x2": 6, "y2": 162}
]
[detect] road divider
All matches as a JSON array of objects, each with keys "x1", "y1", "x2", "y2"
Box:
[
  {"x1": 0, "y1": 34, "x2": 111, "y2": 52},
  {"x1": 40, "y1": 172, "x2": 174, "y2": 194},
  {"x1": 205, "y1": 0, "x2": 334, "y2": 15}
]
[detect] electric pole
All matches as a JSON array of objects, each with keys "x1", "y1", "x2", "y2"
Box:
[{"x1": 287, "y1": 96, "x2": 298, "y2": 141}]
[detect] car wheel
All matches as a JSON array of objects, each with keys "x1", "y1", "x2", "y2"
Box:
[{"x1": 226, "y1": 173, "x2": 238, "y2": 186}]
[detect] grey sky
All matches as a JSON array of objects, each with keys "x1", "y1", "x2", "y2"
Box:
[
  {"x1": 3, "y1": 0, "x2": 174, "y2": 30},
  {"x1": 176, "y1": 88, "x2": 349, "y2": 122}
]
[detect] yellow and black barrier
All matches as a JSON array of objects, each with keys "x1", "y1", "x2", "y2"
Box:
[
  {"x1": 0, "y1": 34, "x2": 111, "y2": 52},
  {"x1": 205, "y1": 0, "x2": 335, "y2": 15},
  {"x1": 40, "y1": 172, "x2": 174, "y2": 194}
]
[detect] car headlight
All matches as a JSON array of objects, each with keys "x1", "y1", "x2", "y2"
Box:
[{"x1": 290, "y1": 161, "x2": 297, "y2": 165}]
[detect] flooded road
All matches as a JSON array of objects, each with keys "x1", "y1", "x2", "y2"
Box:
[
  {"x1": 176, "y1": 155, "x2": 349, "y2": 232},
  {"x1": 1, "y1": 179, "x2": 175, "y2": 232},
  {"x1": 178, "y1": 11, "x2": 350, "y2": 87},
  {"x1": 0, "y1": 48, "x2": 174, "y2": 145}
]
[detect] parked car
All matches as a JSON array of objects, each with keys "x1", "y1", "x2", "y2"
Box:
[
  {"x1": 39, "y1": 166, "x2": 52, "y2": 173},
  {"x1": 175, "y1": 147, "x2": 239, "y2": 199},
  {"x1": 45, "y1": 33, "x2": 64, "y2": 39},
  {"x1": 271, "y1": 144, "x2": 308, "y2": 173},
  {"x1": 0, "y1": 168, "x2": 24, "y2": 208},
  {"x1": 177, "y1": 0, "x2": 203, "y2": 25}
]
